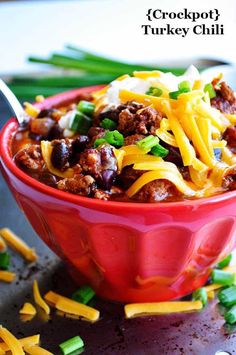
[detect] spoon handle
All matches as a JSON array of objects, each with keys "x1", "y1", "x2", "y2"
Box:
[{"x1": 0, "y1": 79, "x2": 24, "y2": 124}]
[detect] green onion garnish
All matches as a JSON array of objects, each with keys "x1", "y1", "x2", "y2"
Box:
[
  {"x1": 70, "y1": 111, "x2": 92, "y2": 134},
  {"x1": 136, "y1": 135, "x2": 159, "y2": 152},
  {"x1": 211, "y1": 270, "x2": 236, "y2": 286},
  {"x1": 146, "y1": 87, "x2": 163, "y2": 97},
  {"x1": 94, "y1": 138, "x2": 107, "y2": 148},
  {"x1": 100, "y1": 118, "x2": 117, "y2": 130},
  {"x1": 218, "y1": 286, "x2": 236, "y2": 307},
  {"x1": 178, "y1": 80, "x2": 191, "y2": 92},
  {"x1": 104, "y1": 130, "x2": 124, "y2": 147},
  {"x1": 169, "y1": 82, "x2": 191, "y2": 100},
  {"x1": 192, "y1": 287, "x2": 207, "y2": 306},
  {"x1": 72, "y1": 285, "x2": 95, "y2": 305},
  {"x1": 151, "y1": 144, "x2": 169, "y2": 158},
  {"x1": 217, "y1": 254, "x2": 232, "y2": 269},
  {"x1": 59, "y1": 336, "x2": 84, "y2": 355},
  {"x1": 225, "y1": 304, "x2": 236, "y2": 324},
  {"x1": 77, "y1": 100, "x2": 95, "y2": 116},
  {"x1": 0, "y1": 252, "x2": 10, "y2": 270},
  {"x1": 204, "y1": 83, "x2": 216, "y2": 99},
  {"x1": 94, "y1": 130, "x2": 124, "y2": 148}
]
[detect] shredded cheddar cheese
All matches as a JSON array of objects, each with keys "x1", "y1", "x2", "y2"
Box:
[
  {"x1": 0, "y1": 335, "x2": 40, "y2": 352},
  {"x1": 0, "y1": 228, "x2": 37, "y2": 262},
  {"x1": 24, "y1": 345, "x2": 53, "y2": 355},
  {"x1": 0, "y1": 326, "x2": 24, "y2": 355},
  {"x1": 44, "y1": 291, "x2": 100, "y2": 322},
  {"x1": 124, "y1": 301, "x2": 203, "y2": 318},
  {"x1": 0, "y1": 237, "x2": 6, "y2": 252},
  {"x1": 19, "y1": 303, "x2": 37, "y2": 316},
  {"x1": 90, "y1": 68, "x2": 236, "y2": 200},
  {"x1": 0, "y1": 271, "x2": 15, "y2": 283},
  {"x1": 33, "y1": 280, "x2": 50, "y2": 315}
]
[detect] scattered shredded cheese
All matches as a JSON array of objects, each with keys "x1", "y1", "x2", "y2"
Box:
[
  {"x1": 124, "y1": 301, "x2": 203, "y2": 318},
  {"x1": 24, "y1": 345, "x2": 53, "y2": 355},
  {"x1": 44, "y1": 291, "x2": 100, "y2": 322},
  {"x1": 0, "y1": 228, "x2": 37, "y2": 262},
  {"x1": 33, "y1": 280, "x2": 50, "y2": 315},
  {"x1": 0, "y1": 326, "x2": 24, "y2": 355},
  {"x1": 0, "y1": 237, "x2": 6, "y2": 252},
  {"x1": 19, "y1": 303, "x2": 36, "y2": 316},
  {"x1": 0, "y1": 335, "x2": 40, "y2": 352},
  {"x1": 0, "y1": 271, "x2": 15, "y2": 283}
]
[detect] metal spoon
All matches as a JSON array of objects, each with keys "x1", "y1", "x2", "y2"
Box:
[{"x1": 0, "y1": 79, "x2": 25, "y2": 124}]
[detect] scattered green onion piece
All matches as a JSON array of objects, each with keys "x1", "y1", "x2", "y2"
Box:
[
  {"x1": 151, "y1": 144, "x2": 169, "y2": 158},
  {"x1": 169, "y1": 88, "x2": 190, "y2": 100},
  {"x1": 0, "y1": 252, "x2": 10, "y2": 270},
  {"x1": 225, "y1": 304, "x2": 236, "y2": 324},
  {"x1": 146, "y1": 87, "x2": 163, "y2": 97},
  {"x1": 218, "y1": 286, "x2": 236, "y2": 308},
  {"x1": 94, "y1": 138, "x2": 107, "y2": 148},
  {"x1": 104, "y1": 130, "x2": 124, "y2": 147},
  {"x1": 77, "y1": 100, "x2": 95, "y2": 116},
  {"x1": 70, "y1": 111, "x2": 92, "y2": 134},
  {"x1": 59, "y1": 336, "x2": 84, "y2": 355},
  {"x1": 211, "y1": 269, "x2": 236, "y2": 286},
  {"x1": 217, "y1": 254, "x2": 232, "y2": 269},
  {"x1": 192, "y1": 287, "x2": 208, "y2": 306},
  {"x1": 136, "y1": 135, "x2": 159, "y2": 152},
  {"x1": 100, "y1": 118, "x2": 117, "y2": 130},
  {"x1": 204, "y1": 83, "x2": 216, "y2": 99},
  {"x1": 178, "y1": 80, "x2": 191, "y2": 92},
  {"x1": 72, "y1": 285, "x2": 95, "y2": 305}
]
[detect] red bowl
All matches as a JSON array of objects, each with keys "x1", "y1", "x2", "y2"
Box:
[{"x1": 1, "y1": 86, "x2": 236, "y2": 303}]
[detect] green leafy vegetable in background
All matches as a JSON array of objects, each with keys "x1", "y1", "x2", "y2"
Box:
[{"x1": 8, "y1": 44, "x2": 188, "y2": 99}]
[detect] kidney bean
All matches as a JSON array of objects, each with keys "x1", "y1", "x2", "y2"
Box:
[{"x1": 51, "y1": 141, "x2": 70, "y2": 170}]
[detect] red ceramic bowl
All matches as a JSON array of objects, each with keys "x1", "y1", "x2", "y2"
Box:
[{"x1": 1, "y1": 86, "x2": 236, "y2": 303}]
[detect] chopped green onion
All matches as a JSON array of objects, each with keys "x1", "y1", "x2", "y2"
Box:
[
  {"x1": 100, "y1": 118, "x2": 117, "y2": 130},
  {"x1": 204, "y1": 83, "x2": 216, "y2": 99},
  {"x1": 70, "y1": 111, "x2": 92, "y2": 134},
  {"x1": 178, "y1": 80, "x2": 191, "y2": 92},
  {"x1": 225, "y1": 304, "x2": 236, "y2": 324},
  {"x1": 146, "y1": 87, "x2": 163, "y2": 97},
  {"x1": 169, "y1": 88, "x2": 190, "y2": 100},
  {"x1": 136, "y1": 135, "x2": 159, "y2": 152},
  {"x1": 0, "y1": 252, "x2": 10, "y2": 270},
  {"x1": 217, "y1": 254, "x2": 232, "y2": 269},
  {"x1": 211, "y1": 269, "x2": 236, "y2": 286},
  {"x1": 192, "y1": 287, "x2": 207, "y2": 306},
  {"x1": 104, "y1": 130, "x2": 124, "y2": 147},
  {"x1": 77, "y1": 100, "x2": 95, "y2": 116},
  {"x1": 151, "y1": 144, "x2": 169, "y2": 158},
  {"x1": 72, "y1": 285, "x2": 95, "y2": 305},
  {"x1": 94, "y1": 138, "x2": 107, "y2": 148},
  {"x1": 218, "y1": 286, "x2": 236, "y2": 307},
  {"x1": 59, "y1": 336, "x2": 84, "y2": 355}
]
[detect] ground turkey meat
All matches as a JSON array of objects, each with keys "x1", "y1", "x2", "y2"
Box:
[
  {"x1": 134, "y1": 179, "x2": 181, "y2": 202},
  {"x1": 14, "y1": 144, "x2": 45, "y2": 172},
  {"x1": 124, "y1": 134, "x2": 145, "y2": 146},
  {"x1": 96, "y1": 101, "x2": 143, "y2": 124},
  {"x1": 118, "y1": 106, "x2": 163, "y2": 136},
  {"x1": 223, "y1": 126, "x2": 236, "y2": 153},
  {"x1": 222, "y1": 167, "x2": 236, "y2": 191},
  {"x1": 57, "y1": 174, "x2": 95, "y2": 195},
  {"x1": 211, "y1": 82, "x2": 236, "y2": 114},
  {"x1": 79, "y1": 144, "x2": 118, "y2": 190}
]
